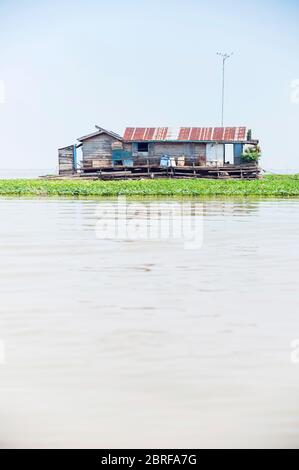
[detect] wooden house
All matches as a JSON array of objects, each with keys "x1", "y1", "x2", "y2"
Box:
[{"x1": 58, "y1": 125, "x2": 260, "y2": 178}]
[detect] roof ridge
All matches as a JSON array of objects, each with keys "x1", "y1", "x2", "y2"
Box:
[{"x1": 78, "y1": 125, "x2": 123, "y2": 142}]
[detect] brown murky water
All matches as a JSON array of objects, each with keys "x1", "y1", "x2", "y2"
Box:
[{"x1": 0, "y1": 197, "x2": 299, "y2": 448}]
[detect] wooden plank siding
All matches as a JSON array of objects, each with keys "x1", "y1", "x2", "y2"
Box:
[
  {"x1": 82, "y1": 133, "x2": 122, "y2": 169},
  {"x1": 58, "y1": 145, "x2": 75, "y2": 175},
  {"x1": 149, "y1": 142, "x2": 206, "y2": 165},
  {"x1": 81, "y1": 138, "x2": 208, "y2": 169}
]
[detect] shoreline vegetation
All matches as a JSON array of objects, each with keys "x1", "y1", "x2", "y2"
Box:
[{"x1": 0, "y1": 175, "x2": 299, "y2": 197}]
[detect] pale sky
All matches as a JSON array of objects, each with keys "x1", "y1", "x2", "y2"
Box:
[{"x1": 0, "y1": 0, "x2": 298, "y2": 171}]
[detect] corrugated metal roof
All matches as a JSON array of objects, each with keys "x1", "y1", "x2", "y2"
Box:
[{"x1": 123, "y1": 127, "x2": 247, "y2": 142}]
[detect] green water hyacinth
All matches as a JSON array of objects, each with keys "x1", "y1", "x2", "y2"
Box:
[{"x1": 0, "y1": 175, "x2": 299, "y2": 197}]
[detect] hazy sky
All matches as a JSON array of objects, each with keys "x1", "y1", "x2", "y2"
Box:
[{"x1": 0, "y1": 0, "x2": 298, "y2": 171}]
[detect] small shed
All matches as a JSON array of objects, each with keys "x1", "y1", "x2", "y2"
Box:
[
  {"x1": 58, "y1": 144, "x2": 77, "y2": 176},
  {"x1": 78, "y1": 126, "x2": 123, "y2": 171}
]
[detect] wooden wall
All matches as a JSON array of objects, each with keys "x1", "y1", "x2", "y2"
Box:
[
  {"x1": 124, "y1": 142, "x2": 206, "y2": 166},
  {"x1": 58, "y1": 145, "x2": 75, "y2": 175},
  {"x1": 82, "y1": 132, "x2": 121, "y2": 168},
  {"x1": 81, "y1": 135, "x2": 208, "y2": 169},
  {"x1": 193, "y1": 143, "x2": 206, "y2": 165},
  {"x1": 151, "y1": 142, "x2": 206, "y2": 165}
]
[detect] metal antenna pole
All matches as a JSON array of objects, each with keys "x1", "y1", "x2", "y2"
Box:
[{"x1": 217, "y1": 52, "x2": 233, "y2": 126}]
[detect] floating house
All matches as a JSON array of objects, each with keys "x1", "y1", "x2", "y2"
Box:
[{"x1": 58, "y1": 125, "x2": 260, "y2": 178}]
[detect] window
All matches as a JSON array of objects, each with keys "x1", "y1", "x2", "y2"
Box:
[{"x1": 137, "y1": 142, "x2": 149, "y2": 152}]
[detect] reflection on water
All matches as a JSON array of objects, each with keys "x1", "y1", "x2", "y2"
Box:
[{"x1": 0, "y1": 197, "x2": 299, "y2": 448}]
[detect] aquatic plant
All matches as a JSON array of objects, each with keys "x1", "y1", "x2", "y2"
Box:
[
  {"x1": 241, "y1": 145, "x2": 261, "y2": 163},
  {"x1": 0, "y1": 175, "x2": 299, "y2": 197}
]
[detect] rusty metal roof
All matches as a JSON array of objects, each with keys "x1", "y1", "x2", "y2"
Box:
[{"x1": 123, "y1": 127, "x2": 247, "y2": 142}]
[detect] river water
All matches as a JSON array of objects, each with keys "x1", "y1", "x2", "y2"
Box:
[{"x1": 0, "y1": 197, "x2": 299, "y2": 448}]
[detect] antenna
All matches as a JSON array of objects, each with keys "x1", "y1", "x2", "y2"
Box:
[{"x1": 217, "y1": 52, "x2": 233, "y2": 126}]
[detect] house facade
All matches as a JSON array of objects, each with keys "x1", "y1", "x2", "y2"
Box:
[{"x1": 58, "y1": 125, "x2": 258, "y2": 175}]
